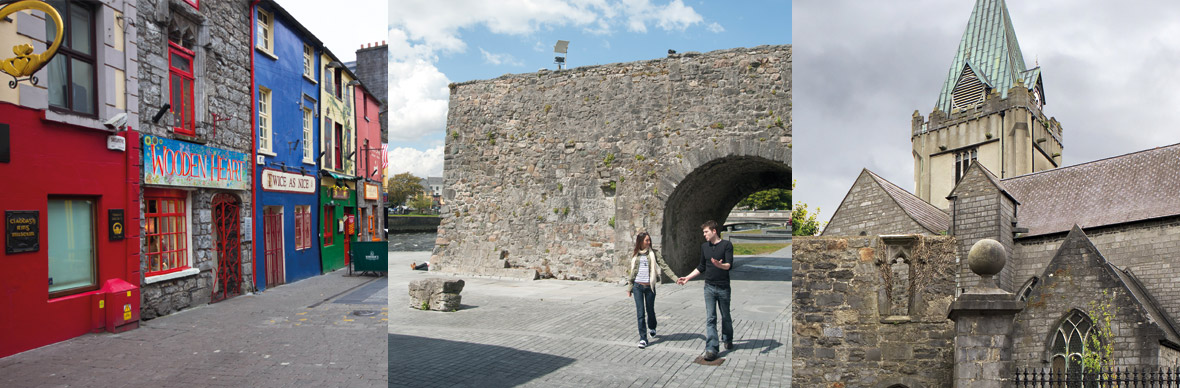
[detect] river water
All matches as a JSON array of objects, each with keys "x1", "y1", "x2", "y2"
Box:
[{"x1": 387, "y1": 232, "x2": 437, "y2": 252}]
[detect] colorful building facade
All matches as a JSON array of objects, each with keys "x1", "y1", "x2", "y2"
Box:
[
  {"x1": 135, "y1": 0, "x2": 255, "y2": 318},
  {"x1": 318, "y1": 49, "x2": 358, "y2": 272},
  {"x1": 354, "y1": 82, "x2": 383, "y2": 242},
  {"x1": 0, "y1": 0, "x2": 142, "y2": 357},
  {"x1": 252, "y1": 0, "x2": 322, "y2": 289}
]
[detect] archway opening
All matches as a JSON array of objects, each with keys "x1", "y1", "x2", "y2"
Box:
[{"x1": 661, "y1": 156, "x2": 791, "y2": 275}]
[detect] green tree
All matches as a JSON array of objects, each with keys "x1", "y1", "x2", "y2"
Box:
[
  {"x1": 386, "y1": 172, "x2": 425, "y2": 206},
  {"x1": 792, "y1": 202, "x2": 824, "y2": 236},
  {"x1": 738, "y1": 188, "x2": 791, "y2": 210},
  {"x1": 408, "y1": 194, "x2": 434, "y2": 214}
]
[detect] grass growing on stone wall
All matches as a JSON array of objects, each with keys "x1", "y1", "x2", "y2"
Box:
[{"x1": 733, "y1": 243, "x2": 790, "y2": 256}]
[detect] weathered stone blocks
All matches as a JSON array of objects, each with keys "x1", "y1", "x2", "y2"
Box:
[{"x1": 409, "y1": 278, "x2": 466, "y2": 311}]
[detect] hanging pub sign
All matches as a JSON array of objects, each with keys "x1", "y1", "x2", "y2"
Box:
[
  {"x1": 261, "y1": 169, "x2": 316, "y2": 194},
  {"x1": 5, "y1": 210, "x2": 38, "y2": 254},
  {"x1": 364, "y1": 182, "x2": 379, "y2": 200},
  {"x1": 331, "y1": 185, "x2": 350, "y2": 200},
  {"x1": 108, "y1": 209, "x2": 125, "y2": 241},
  {"x1": 142, "y1": 135, "x2": 249, "y2": 190}
]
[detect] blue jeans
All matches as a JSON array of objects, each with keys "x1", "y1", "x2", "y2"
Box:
[
  {"x1": 632, "y1": 283, "x2": 657, "y2": 341},
  {"x1": 703, "y1": 283, "x2": 733, "y2": 353}
]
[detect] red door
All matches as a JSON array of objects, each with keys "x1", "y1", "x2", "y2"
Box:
[
  {"x1": 212, "y1": 194, "x2": 242, "y2": 302},
  {"x1": 263, "y1": 207, "x2": 284, "y2": 288}
]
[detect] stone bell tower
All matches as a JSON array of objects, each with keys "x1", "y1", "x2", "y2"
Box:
[{"x1": 912, "y1": 0, "x2": 1064, "y2": 210}]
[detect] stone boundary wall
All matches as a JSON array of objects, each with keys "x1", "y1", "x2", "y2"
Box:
[
  {"x1": 793, "y1": 236, "x2": 957, "y2": 388},
  {"x1": 435, "y1": 45, "x2": 791, "y2": 280},
  {"x1": 387, "y1": 216, "x2": 442, "y2": 233}
]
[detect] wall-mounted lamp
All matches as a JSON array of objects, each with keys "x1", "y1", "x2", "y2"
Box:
[
  {"x1": 346, "y1": 151, "x2": 355, "y2": 159},
  {"x1": 151, "y1": 104, "x2": 172, "y2": 124},
  {"x1": 289, "y1": 139, "x2": 301, "y2": 151},
  {"x1": 327, "y1": 61, "x2": 344, "y2": 69},
  {"x1": 347, "y1": 80, "x2": 361, "y2": 86}
]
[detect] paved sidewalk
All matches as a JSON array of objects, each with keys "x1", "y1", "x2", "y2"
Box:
[
  {"x1": 388, "y1": 248, "x2": 791, "y2": 388},
  {"x1": 1, "y1": 269, "x2": 389, "y2": 388}
]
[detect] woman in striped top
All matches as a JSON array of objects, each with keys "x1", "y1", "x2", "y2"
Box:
[{"x1": 626, "y1": 232, "x2": 678, "y2": 349}]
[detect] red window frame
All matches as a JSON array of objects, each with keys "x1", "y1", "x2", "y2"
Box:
[
  {"x1": 169, "y1": 42, "x2": 196, "y2": 136},
  {"x1": 295, "y1": 206, "x2": 312, "y2": 250},
  {"x1": 145, "y1": 189, "x2": 190, "y2": 276},
  {"x1": 323, "y1": 205, "x2": 334, "y2": 246},
  {"x1": 334, "y1": 123, "x2": 343, "y2": 170},
  {"x1": 184, "y1": 0, "x2": 198, "y2": 9},
  {"x1": 334, "y1": 68, "x2": 343, "y2": 99}
]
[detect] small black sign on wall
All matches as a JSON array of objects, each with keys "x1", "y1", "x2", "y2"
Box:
[
  {"x1": 6, "y1": 210, "x2": 39, "y2": 254},
  {"x1": 109, "y1": 209, "x2": 125, "y2": 241},
  {"x1": 0, "y1": 123, "x2": 10, "y2": 163}
]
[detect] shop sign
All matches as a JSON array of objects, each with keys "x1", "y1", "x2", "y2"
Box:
[
  {"x1": 142, "y1": 135, "x2": 249, "y2": 190},
  {"x1": 364, "y1": 182, "x2": 379, "y2": 200},
  {"x1": 5, "y1": 210, "x2": 38, "y2": 254},
  {"x1": 331, "y1": 185, "x2": 350, "y2": 200},
  {"x1": 108, "y1": 209, "x2": 124, "y2": 241},
  {"x1": 261, "y1": 169, "x2": 316, "y2": 194}
]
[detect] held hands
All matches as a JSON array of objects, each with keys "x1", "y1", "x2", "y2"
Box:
[{"x1": 676, "y1": 276, "x2": 688, "y2": 285}]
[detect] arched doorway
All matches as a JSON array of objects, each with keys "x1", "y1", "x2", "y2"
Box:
[
  {"x1": 212, "y1": 193, "x2": 242, "y2": 302},
  {"x1": 661, "y1": 155, "x2": 791, "y2": 275}
]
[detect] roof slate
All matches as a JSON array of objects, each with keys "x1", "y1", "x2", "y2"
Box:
[
  {"x1": 936, "y1": 0, "x2": 1035, "y2": 113},
  {"x1": 1002, "y1": 143, "x2": 1180, "y2": 237},
  {"x1": 866, "y1": 170, "x2": 950, "y2": 234}
]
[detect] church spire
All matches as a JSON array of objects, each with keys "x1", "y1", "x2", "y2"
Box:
[{"x1": 935, "y1": 0, "x2": 1039, "y2": 113}]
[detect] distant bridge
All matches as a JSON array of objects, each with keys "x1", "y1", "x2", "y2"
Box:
[{"x1": 725, "y1": 210, "x2": 791, "y2": 230}]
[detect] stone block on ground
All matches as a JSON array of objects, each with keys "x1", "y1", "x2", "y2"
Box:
[{"x1": 409, "y1": 278, "x2": 465, "y2": 311}]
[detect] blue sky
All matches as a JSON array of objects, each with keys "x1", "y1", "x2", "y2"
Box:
[{"x1": 387, "y1": 0, "x2": 791, "y2": 178}]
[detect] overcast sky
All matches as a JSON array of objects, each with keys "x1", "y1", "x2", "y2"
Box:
[
  {"x1": 386, "y1": 0, "x2": 792, "y2": 179},
  {"x1": 794, "y1": 0, "x2": 1180, "y2": 228},
  {"x1": 275, "y1": 0, "x2": 387, "y2": 63}
]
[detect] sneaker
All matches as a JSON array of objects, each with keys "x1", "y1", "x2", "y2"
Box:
[
  {"x1": 703, "y1": 351, "x2": 718, "y2": 361},
  {"x1": 638, "y1": 340, "x2": 647, "y2": 349},
  {"x1": 724, "y1": 340, "x2": 734, "y2": 350},
  {"x1": 649, "y1": 329, "x2": 657, "y2": 338}
]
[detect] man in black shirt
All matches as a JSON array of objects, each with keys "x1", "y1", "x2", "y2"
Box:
[{"x1": 677, "y1": 220, "x2": 733, "y2": 361}]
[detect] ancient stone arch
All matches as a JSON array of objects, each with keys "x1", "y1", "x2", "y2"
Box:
[{"x1": 433, "y1": 45, "x2": 791, "y2": 281}]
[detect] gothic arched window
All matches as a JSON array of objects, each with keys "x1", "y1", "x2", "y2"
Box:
[{"x1": 1049, "y1": 310, "x2": 1094, "y2": 380}]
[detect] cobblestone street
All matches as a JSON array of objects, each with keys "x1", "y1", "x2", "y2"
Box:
[
  {"x1": 388, "y1": 247, "x2": 791, "y2": 388},
  {"x1": 0, "y1": 269, "x2": 389, "y2": 388}
]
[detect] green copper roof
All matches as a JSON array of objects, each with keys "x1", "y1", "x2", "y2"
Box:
[{"x1": 936, "y1": 0, "x2": 1039, "y2": 113}]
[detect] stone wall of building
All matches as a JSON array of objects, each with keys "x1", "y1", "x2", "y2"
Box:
[
  {"x1": 354, "y1": 43, "x2": 387, "y2": 141},
  {"x1": 435, "y1": 46, "x2": 791, "y2": 280},
  {"x1": 137, "y1": 0, "x2": 254, "y2": 318},
  {"x1": 1012, "y1": 215, "x2": 1180, "y2": 330},
  {"x1": 950, "y1": 165, "x2": 1017, "y2": 293},
  {"x1": 1011, "y1": 229, "x2": 1173, "y2": 370},
  {"x1": 793, "y1": 236, "x2": 957, "y2": 388},
  {"x1": 822, "y1": 171, "x2": 932, "y2": 237}
]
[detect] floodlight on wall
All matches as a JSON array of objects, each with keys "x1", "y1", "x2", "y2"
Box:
[
  {"x1": 151, "y1": 104, "x2": 172, "y2": 124},
  {"x1": 347, "y1": 80, "x2": 361, "y2": 86},
  {"x1": 554, "y1": 40, "x2": 569, "y2": 70},
  {"x1": 327, "y1": 61, "x2": 345, "y2": 69}
]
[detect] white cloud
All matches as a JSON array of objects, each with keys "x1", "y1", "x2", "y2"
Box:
[
  {"x1": 707, "y1": 22, "x2": 724, "y2": 33},
  {"x1": 387, "y1": 58, "x2": 450, "y2": 143},
  {"x1": 386, "y1": 146, "x2": 445, "y2": 178},
  {"x1": 479, "y1": 48, "x2": 524, "y2": 66}
]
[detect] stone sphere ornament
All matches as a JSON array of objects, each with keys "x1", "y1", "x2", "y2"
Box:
[{"x1": 967, "y1": 239, "x2": 1006, "y2": 278}]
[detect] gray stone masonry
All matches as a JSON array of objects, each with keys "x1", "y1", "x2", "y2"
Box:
[
  {"x1": 1011, "y1": 227, "x2": 1176, "y2": 371},
  {"x1": 823, "y1": 170, "x2": 931, "y2": 237},
  {"x1": 136, "y1": 0, "x2": 254, "y2": 319},
  {"x1": 949, "y1": 238, "x2": 1025, "y2": 388},
  {"x1": 354, "y1": 44, "x2": 387, "y2": 142},
  {"x1": 408, "y1": 278, "x2": 465, "y2": 311},
  {"x1": 950, "y1": 164, "x2": 1017, "y2": 294},
  {"x1": 436, "y1": 45, "x2": 791, "y2": 281},
  {"x1": 793, "y1": 236, "x2": 957, "y2": 388}
]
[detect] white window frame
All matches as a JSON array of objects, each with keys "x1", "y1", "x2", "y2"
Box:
[
  {"x1": 302, "y1": 107, "x2": 314, "y2": 163},
  {"x1": 259, "y1": 87, "x2": 273, "y2": 154},
  {"x1": 256, "y1": 8, "x2": 274, "y2": 55},
  {"x1": 303, "y1": 44, "x2": 314, "y2": 79}
]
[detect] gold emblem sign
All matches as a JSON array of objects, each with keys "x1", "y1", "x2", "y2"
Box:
[{"x1": 0, "y1": 1, "x2": 64, "y2": 89}]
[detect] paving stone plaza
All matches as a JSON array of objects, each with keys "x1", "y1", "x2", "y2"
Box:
[{"x1": 388, "y1": 248, "x2": 791, "y2": 387}]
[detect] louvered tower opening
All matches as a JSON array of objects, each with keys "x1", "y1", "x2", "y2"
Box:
[{"x1": 951, "y1": 65, "x2": 987, "y2": 110}]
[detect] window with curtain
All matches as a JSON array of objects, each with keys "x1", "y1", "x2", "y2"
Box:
[
  {"x1": 45, "y1": 0, "x2": 97, "y2": 117},
  {"x1": 48, "y1": 198, "x2": 97, "y2": 297}
]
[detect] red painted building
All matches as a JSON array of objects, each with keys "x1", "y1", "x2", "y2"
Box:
[
  {"x1": 0, "y1": 0, "x2": 141, "y2": 357},
  {"x1": 353, "y1": 80, "x2": 384, "y2": 242}
]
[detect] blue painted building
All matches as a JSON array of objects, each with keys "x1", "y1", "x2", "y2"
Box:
[{"x1": 251, "y1": 0, "x2": 323, "y2": 289}]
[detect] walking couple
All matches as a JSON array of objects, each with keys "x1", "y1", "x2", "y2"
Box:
[{"x1": 625, "y1": 220, "x2": 734, "y2": 361}]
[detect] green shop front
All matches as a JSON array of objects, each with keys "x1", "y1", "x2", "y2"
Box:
[{"x1": 319, "y1": 172, "x2": 356, "y2": 272}]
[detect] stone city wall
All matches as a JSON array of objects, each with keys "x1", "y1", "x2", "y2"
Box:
[
  {"x1": 793, "y1": 236, "x2": 957, "y2": 388},
  {"x1": 434, "y1": 45, "x2": 791, "y2": 280}
]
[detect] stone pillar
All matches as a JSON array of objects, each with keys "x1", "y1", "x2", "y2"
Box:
[{"x1": 947, "y1": 239, "x2": 1024, "y2": 388}]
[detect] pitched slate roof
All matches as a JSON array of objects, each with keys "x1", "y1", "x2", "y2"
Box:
[
  {"x1": 1003, "y1": 143, "x2": 1180, "y2": 237},
  {"x1": 865, "y1": 169, "x2": 951, "y2": 234},
  {"x1": 936, "y1": 0, "x2": 1037, "y2": 112}
]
